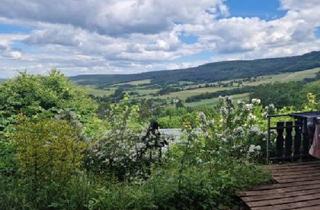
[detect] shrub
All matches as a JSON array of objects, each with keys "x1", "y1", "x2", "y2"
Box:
[
  {"x1": 86, "y1": 95, "x2": 168, "y2": 181},
  {"x1": 11, "y1": 118, "x2": 86, "y2": 208},
  {"x1": 0, "y1": 70, "x2": 97, "y2": 137}
]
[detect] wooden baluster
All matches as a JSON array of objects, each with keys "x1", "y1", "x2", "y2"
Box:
[
  {"x1": 302, "y1": 119, "x2": 310, "y2": 157},
  {"x1": 294, "y1": 120, "x2": 302, "y2": 159},
  {"x1": 276, "y1": 122, "x2": 285, "y2": 159},
  {"x1": 285, "y1": 122, "x2": 293, "y2": 160}
]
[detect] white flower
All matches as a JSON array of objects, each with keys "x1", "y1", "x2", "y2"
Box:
[
  {"x1": 209, "y1": 119, "x2": 215, "y2": 127},
  {"x1": 199, "y1": 112, "x2": 207, "y2": 123},
  {"x1": 251, "y1": 98, "x2": 261, "y2": 105},
  {"x1": 248, "y1": 113, "x2": 256, "y2": 121},
  {"x1": 248, "y1": 144, "x2": 261, "y2": 153},
  {"x1": 245, "y1": 104, "x2": 253, "y2": 111},
  {"x1": 234, "y1": 126, "x2": 244, "y2": 137},
  {"x1": 220, "y1": 107, "x2": 228, "y2": 116},
  {"x1": 248, "y1": 144, "x2": 256, "y2": 153},
  {"x1": 249, "y1": 126, "x2": 261, "y2": 135}
]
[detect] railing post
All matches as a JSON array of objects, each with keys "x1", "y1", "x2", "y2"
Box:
[
  {"x1": 267, "y1": 116, "x2": 271, "y2": 164},
  {"x1": 276, "y1": 122, "x2": 285, "y2": 160}
]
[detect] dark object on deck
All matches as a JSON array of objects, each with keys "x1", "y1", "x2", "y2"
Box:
[
  {"x1": 267, "y1": 111, "x2": 320, "y2": 163},
  {"x1": 239, "y1": 160, "x2": 320, "y2": 210}
]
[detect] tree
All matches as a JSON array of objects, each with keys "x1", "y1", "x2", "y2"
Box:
[{"x1": 0, "y1": 70, "x2": 97, "y2": 136}]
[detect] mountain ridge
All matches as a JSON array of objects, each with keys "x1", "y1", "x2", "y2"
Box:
[{"x1": 71, "y1": 51, "x2": 320, "y2": 87}]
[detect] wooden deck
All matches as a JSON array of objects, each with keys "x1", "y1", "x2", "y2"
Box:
[{"x1": 239, "y1": 161, "x2": 320, "y2": 210}]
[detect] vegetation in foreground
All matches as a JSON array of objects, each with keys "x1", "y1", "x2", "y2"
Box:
[{"x1": 1, "y1": 71, "x2": 319, "y2": 209}]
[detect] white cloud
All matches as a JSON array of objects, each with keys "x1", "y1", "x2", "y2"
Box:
[
  {"x1": 0, "y1": 0, "x2": 226, "y2": 35},
  {"x1": 0, "y1": 0, "x2": 319, "y2": 77}
]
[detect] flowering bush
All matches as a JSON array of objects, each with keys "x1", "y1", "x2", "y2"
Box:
[
  {"x1": 182, "y1": 97, "x2": 275, "y2": 162},
  {"x1": 86, "y1": 95, "x2": 169, "y2": 180}
]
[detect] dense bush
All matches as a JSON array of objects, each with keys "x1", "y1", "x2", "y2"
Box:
[
  {"x1": 10, "y1": 118, "x2": 86, "y2": 209},
  {"x1": 0, "y1": 70, "x2": 98, "y2": 138},
  {"x1": 0, "y1": 72, "x2": 277, "y2": 210},
  {"x1": 86, "y1": 95, "x2": 168, "y2": 181}
]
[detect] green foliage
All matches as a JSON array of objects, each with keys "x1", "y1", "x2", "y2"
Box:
[
  {"x1": 0, "y1": 72, "x2": 278, "y2": 210},
  {"x1": 86, "y1": 95, "x2": 168, "y2": 181},
  {"x1": 11, "y1": 118, "x2": 86, "y2": 209},
  {"x1": 250, "y1": 82, "x2": 305, "y2": 108},
  {"x1": 0, "y1": 70, "x2": 97, "y2": 137}
]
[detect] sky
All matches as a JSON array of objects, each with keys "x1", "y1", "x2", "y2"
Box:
[{"x1": 0, "y1": 0, "x2": 320, "y2": 78}]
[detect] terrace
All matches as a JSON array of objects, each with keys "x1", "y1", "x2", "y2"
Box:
[{"x1": 240, "y1": 112, "x2": 320, "y2": 210}]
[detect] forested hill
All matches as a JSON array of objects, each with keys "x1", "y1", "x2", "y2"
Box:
[{"x1": 71, "y1": 51, "x2": 320, "y2": 87}]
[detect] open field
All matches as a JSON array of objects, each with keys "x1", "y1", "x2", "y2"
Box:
[
  {"x1": 157, "y1": 68, "x2": 320, "y2": 100},
  {"x1": 83, "y1": 86, "x2": 116, "y2": 97},
  {"x1": 158, "y1": 86, "x2": 232, "y2": 100},
  {"x1": 186, "y1": 93, "x2": 250, "y2": 107},
  {"x1": 84, "y1": 68, "x2": 320, "y2": 106},
  {"x1": 113, "y1": 79, "x2": 151, "y2": 86}
]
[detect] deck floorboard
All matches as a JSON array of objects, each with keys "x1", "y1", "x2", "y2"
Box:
[{"x1": 239, "y1": 160, "x2": 320, "y2": 210}]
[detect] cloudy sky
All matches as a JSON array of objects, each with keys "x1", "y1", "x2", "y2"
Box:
[{"x1": 0, "y1": 0, "x2": 320, "y2": 78}]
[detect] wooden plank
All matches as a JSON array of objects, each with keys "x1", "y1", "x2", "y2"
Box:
[
  {"x1": 272, "y1": 168, "x2": 320, "y2": 177},
  {"x1": 268, "y1": 166, "x2": 320, "y2": 176},
  {"x1": 285, "y1": 122, "x2": 293, "y2": 158},
  {"x1": 247, "y1": 192, "x2": 320, "y2": 208},
  {"x1": 251, "y1": 198, "x2": 320, "y2": 210},
  {"x1": 247, "y1": 179, "x2": 320, "y2": 191},
  {"x1": 274, "y1": 174, "x2": 320, "y2": 184},
  {"x1": 295, "y1": 205, "x2": 320, "y2": 210},
  {"x1": 242, "y1": 188, "x2": 320, "y2": 202},
  {"x1": 272, "y1": 171, "x2": 320, "y2": 180},
  {"x1": 294, "y1": 120, "x2": 302, "y2": 157},
  {"x1": 269, "y1": 163, "x2": 320, "y2": 171},
  {"x1": 239, "y1": 183, "x2": 320, "y2": 196},
  {"x1": 266, "y1": 161, "x2": 320, "y2": 170},
  {"x1": 240, "y1": 160, "x2": 320, "y2": 209},
  {"x1": 269, "y1": 165, "x2": 320, "y2": 173},
  {"x1": 276, "y1": 122, "x2": 285, "y2": 159}
]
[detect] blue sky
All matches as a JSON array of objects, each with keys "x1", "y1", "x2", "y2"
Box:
[
  {"x1": 227, "y1": 0, "x2": 286, "y2": 20},
  {"x1": 0, "y1": 0, "x2": 319, "y2": 77}
]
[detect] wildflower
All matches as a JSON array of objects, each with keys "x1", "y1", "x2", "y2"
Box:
[
  {"x1": 220, "y1": 107, "x2": 228, "y2": 116},
  {"x1": 248, "y1": 113, "x2": 256, "y2": 121},
  {"x1": 245, "y1": 104, "x2": 253, "y2": 111},
  {"x1": 234, "y1": 126, "x2": 244, "y2": 137},
  {"x1": 248, "y1": 145, "x2": 256, "y2": 153},
  {"x1": 251, "y1": 98, "x2": 261, "y2": 105},
  {"x1": 265, "y1": 104, "x2": 276, "y2": 115},
  {"x1": 208, "y1": 119, "x2": 215, "y2": 127},
  {"x1": 199, "y1": 112, "x2": 207, "y2": 124},
  {"x1": 249, "y1": 126, "x2": 261, "y2": 135}
]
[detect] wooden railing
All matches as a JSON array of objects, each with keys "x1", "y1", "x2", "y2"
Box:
[{"x1": 267, "y1": 114, "x2": 315, "y2": 163}]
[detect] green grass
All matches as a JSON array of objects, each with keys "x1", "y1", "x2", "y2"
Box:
[
  {"x1": 186, "y1": 93, "x2": 250, "y2": 107},
  {"x1": 83, "y1": 86, "x2": 116, "y2": 97},
  {"x1": 113, "y1": 79, "x2": 151, "y2": 86},
  {"x1": 135, "y1": 88, "x2": 160, "y2": 96},
  {"x1": 245, "y1": 68, "x2": 320, "y2": 86},
  {"x1": 159, "y1": 68, "x2": 320, "y2": 104},
  {"x1": 158, "y1": 86, "x2": 232, "y2": 100},
  {"x1": 84, "y1": 68, "x2": 320, "y2": 107}
]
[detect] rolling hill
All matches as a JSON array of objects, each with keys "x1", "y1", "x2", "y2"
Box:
[{"x1": 71, "y1": 51, "x2": 320, "y2": 87}]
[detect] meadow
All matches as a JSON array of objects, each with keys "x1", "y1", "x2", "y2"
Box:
[{"x1": 85, "y1": 67, "x2": 320, "y2": 107}]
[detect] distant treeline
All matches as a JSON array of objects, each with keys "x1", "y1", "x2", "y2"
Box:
[
  {"x1": 186, "y1": 72, "x2": 320, "y2": 107},
  {"x1": 71, "y1": 51, "x2": 320, "y2": 87}
]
